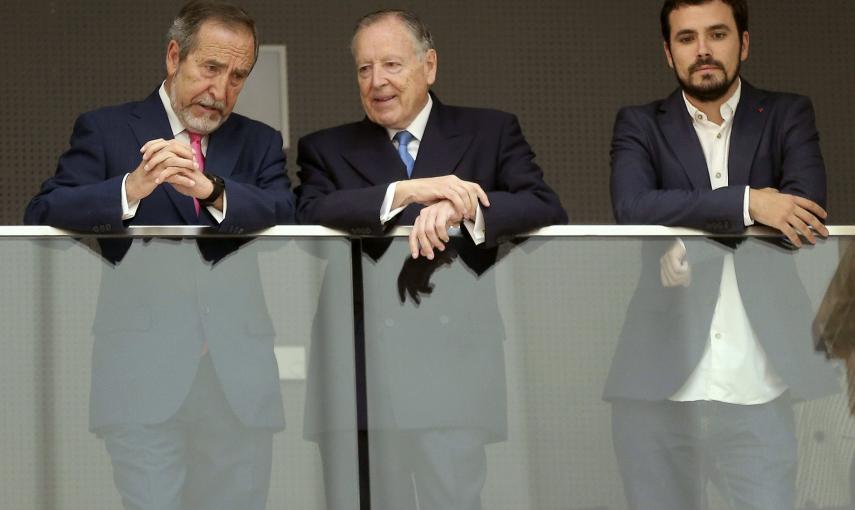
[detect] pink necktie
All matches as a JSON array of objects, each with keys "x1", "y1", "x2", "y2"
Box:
[
  {"x1": 188, "y1": 133, "x2": 208, "y2": 355},
  {"x1": 188, "y1": 132, "x2": 204, "y2": 216}
]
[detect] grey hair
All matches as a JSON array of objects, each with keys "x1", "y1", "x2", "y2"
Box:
[
  {"x1": 166, "y1": 0, "x2": 259, "y2": 66},
  {"x1": 351, "y1": 9, "x2": 435, "y2": 60}
]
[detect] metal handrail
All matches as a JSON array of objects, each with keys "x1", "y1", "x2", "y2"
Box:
[{"x1": 0, "y1": 225, "x2": 853, "y2": 238}]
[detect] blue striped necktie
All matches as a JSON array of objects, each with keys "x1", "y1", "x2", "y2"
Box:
[{"x1": 394, "y1": 130, "x2": 415, "y2": 177}]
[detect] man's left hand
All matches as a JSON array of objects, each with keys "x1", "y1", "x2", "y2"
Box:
[{"x1": 409, "y1": 200, "x2": 463, "y2": 260}]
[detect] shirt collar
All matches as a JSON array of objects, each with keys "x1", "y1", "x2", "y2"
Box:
[
  {"x1": 386, "y1": 94, "x2": 433, "y2": 141},
  {"x1": 158, "y1": 81, "x2": 189, "y2": 138},
  {"x1": 683, "y1": 78, "x2": 742, "y2": 123}
]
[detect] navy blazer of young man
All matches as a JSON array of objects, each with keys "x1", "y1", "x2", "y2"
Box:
[
  {"x1": 24, "y1": 88, "x2": 295, "y2": 431},
  {"x1": 605, "y1": 81, "x2": 837, "y2": 402},
  {"x1": 297, "y1": 94, "x2": 567, "y2": 441}
]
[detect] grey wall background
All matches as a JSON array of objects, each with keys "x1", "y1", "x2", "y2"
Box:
[{"x1": 2, "y1": 0, "x2": 853, "y2": 225}]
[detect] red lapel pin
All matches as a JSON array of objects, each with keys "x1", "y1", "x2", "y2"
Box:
[{"x1": 757, "y1": 107, "x2": 764, "y2": 113}]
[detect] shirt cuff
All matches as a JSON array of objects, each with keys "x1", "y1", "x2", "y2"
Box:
[
  {"x1": 380, "y1": 182, "x2": 405, "y2": 224},
  {"x1": 743, "y1": 186, "x2": 754, "y2": 226},
  {"x1": 206, "y1": 191, "x2": 226, "y2": 224},
  {"x1": 463, "y1": 204, "x2": 486, "y2": 245},
  {"x1": 121, "y1": 173, "x2": 140, "y2": 220}
]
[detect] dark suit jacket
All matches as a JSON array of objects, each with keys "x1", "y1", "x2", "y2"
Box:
[
  {"x1": 296, "y1": 94, "x2": 567, "y2": 244},
  {"x1": 296, "y1": 95, "x2": 566, "y2": 440},
  {"x1": 605, "y1": 81, "x2": 837, "y2": 401},
  {"x1": 24, "y1": 89, "x2": 294, "y2": 430}
]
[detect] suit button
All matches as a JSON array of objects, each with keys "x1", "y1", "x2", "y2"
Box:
[
  {"x1": 385, "y1": 319, "x2": 394, "y2": 327},
  {"x1": 202, "y1": 306, "x2": 210, "y2": 315},
  {"x1": 440, "y1": 315, "x2": 450, "y2": 325}
]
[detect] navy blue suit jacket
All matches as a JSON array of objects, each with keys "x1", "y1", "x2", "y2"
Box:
[
  {"x1": 24, "y1": 89, "x2": 294, "y2": 430},
  {"x1": 296, "y1": 95, "x2": 567, "y2": 244},
  {"x1": 296, "y1": 96, "x2": 566, "y2": 440},
  {"x1": 605, "y1": 81, "x2": 837, "y2": 401}
]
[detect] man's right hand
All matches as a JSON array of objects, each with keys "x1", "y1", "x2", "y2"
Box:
[
  {"x1": 660, "y1": 240, "x2": 691, "y2": 288},
  {"x1": 748, "y1": 188, "x2": 829, "y2": 248},
  {"x1": 393, "y1": 175, "x2": 490, "y2": 220},
  {"x1": 125, "y1": 139, "x2": 198, "y2": 203}
]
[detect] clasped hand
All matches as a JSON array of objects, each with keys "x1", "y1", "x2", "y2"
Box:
[
  {"x1": 394, "y1": 175, "x2": 490, "y2": 259},
  {"x1": 125, "y1": 138, "x2": 212, "y2": 203}
]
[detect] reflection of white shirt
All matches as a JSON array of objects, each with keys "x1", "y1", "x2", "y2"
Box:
[
  {"x1": 378, "y1": 95, "x2": 485, "y2": 244},
  {"x1": 120, "y1": 82, "x2": 226, "y2": 222},
  {"x1": 671, "y1": 80, "x2": 787, "y2": 404}
]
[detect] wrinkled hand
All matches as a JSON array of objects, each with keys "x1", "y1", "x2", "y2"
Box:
[
  {"x1": 409, "y1": 200, "x2": 464, "y2": 260},
  {"x1": 125, "y1": 139, "x2": 209, "y2": 202},
  {"x1": 748, "y1": 188, "x2": 829, "y2": 247},
  {"x1": 397, "y1": 247, "x2": 457, "y2": 305},
  {"x1": 395, "y1": 175, "x2": 489, "y2": 220},
  {"x1": 660, "y1": 240, "x2": 691, "y2": 288}
]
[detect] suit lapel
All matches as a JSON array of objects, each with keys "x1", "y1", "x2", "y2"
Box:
[
  {"x1": 728, "y1": 81, "x2": 768, "y2": 187},
  {"x1": 129, "y1": 89, "x2": 198, "y2": 224},
  {"x1": 342, "y1": 120, "x2": 409, "y2": 184},
  {"x1": 206, "y1": 116, "x2": 240, "y2": 179},
  {"x1": 658, "y1": 89, "x2": 711, "y2": 190},
  {"x1": 412, "y1": 99, "x2": 474, "y2": 179}
]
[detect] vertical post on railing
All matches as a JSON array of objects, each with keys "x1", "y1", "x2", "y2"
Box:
[
  {"x1": 35, "y1": 241, "x2": 54, "y2": 510},
  {"x1": 350, "y1": 239, "x2": 371, "y2": 510}
]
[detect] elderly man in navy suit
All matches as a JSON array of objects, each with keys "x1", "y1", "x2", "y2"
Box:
[
  {"x1": 607, "y1": 1, "x2": 837, "y2": 509},
  {"x1": 24, "y1": 1, "x2": 293, "y2": 509},
  {"x1": 296, "y1": 9, "x2": 566, "y2": 510}
]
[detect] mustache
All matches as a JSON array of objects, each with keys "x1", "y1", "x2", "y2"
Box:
[
  {"x1": 194, "y1": 96, "x2": 226, "y2": 112},
  {"x1": 690, "y1": 57, "x2": 724, "y2": 73}
]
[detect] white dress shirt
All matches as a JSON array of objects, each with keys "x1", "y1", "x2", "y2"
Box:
[
  {"x1": 670, "y1": 80, "x2": 788, "y2": 404},
  {"x1": 120, "y1": 82, "x2": 226, "y2": 222},
  {"x1": 379, "y1": 95, "x2": 486, "y2": 244}
]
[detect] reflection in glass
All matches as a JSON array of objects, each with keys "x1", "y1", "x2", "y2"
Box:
[
  {"x1": 3, "y1": 233, "x2": 854, "y2": 509},
  {"x1": 607, "y1": 237, "x2": 840, "y2": 510}
]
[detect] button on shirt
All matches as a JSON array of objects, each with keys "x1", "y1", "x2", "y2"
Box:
[
  {"x1": 379, "y1": 95, "x2": 486, "y2": 244},
  {"x1": 670, "y1": 80, "x2": 787, "y2": 404},
  {"x1": 120, "y1": 82, "x2": 227, "y2": 222}
]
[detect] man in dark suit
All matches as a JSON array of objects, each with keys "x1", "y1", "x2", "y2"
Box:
[
  {"x1": 296, "y1": 9, "x2": 566, "y2": 510},
  {"x1": 606, "y1": 1, "x2": 837, "y2": 509},
  {"x1": 24, "y1": 2, "x2": 293, "y2": 509}
]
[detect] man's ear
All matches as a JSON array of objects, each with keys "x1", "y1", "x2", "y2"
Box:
[
  {"x1": 424, "y1": 49, "x2": 438, "y2": 86},
  {"x1": 166, "y1": 40, "x2": 181, "y2": 77},
  {"x1": 663, "y1": 41, "x2": 675, "y2": 69},
  {"x1": 740, "y1": 31, "x2": 750, "y2": 62}
]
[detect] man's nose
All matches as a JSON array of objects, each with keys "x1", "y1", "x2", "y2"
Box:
[
  {"x1": 371, "y1": 67, "x2": 388, "y2": 88},
  {"x1": 209, "y1": 74, "x2": 228, "y2": 100},
  {"x1": 696, "y1": 38, "x2": 712, "y2": 58}
]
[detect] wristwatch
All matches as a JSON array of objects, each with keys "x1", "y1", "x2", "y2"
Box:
[{"x1": 198, "y1": 172, "x2": 225, "y2": 206}]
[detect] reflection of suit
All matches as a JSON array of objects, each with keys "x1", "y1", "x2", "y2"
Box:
[
  {"x1": 24, "y1": 88, "x2": 294, "y2": 430},
  {"x1": 606, "y1": 81, "x2": 838, "y2": 510},
  {"x1": 606, "y1": 81, "x2": 837, "y2": 401},
  {"x1": 296, "y1": 95, "x2": 566, "y2": 509}
]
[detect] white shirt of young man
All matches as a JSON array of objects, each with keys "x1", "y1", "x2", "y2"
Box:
[
  {"x1": 670, "y1": 79, "x2": 788, "y2": 404},
  {"x1": 378, "y1": 95, "x2": 485, "y2": 244},
  {"x1": 120, "y1": 82, "x2": 227, "y2": 222}
]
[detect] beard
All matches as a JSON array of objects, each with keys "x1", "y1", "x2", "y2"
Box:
[
  {"x1": 169, "y1": 73, "x2": 227, "y2": 135},
  {"x1": 675, "y1": 56, "x2": 740, "y2": 103}
]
